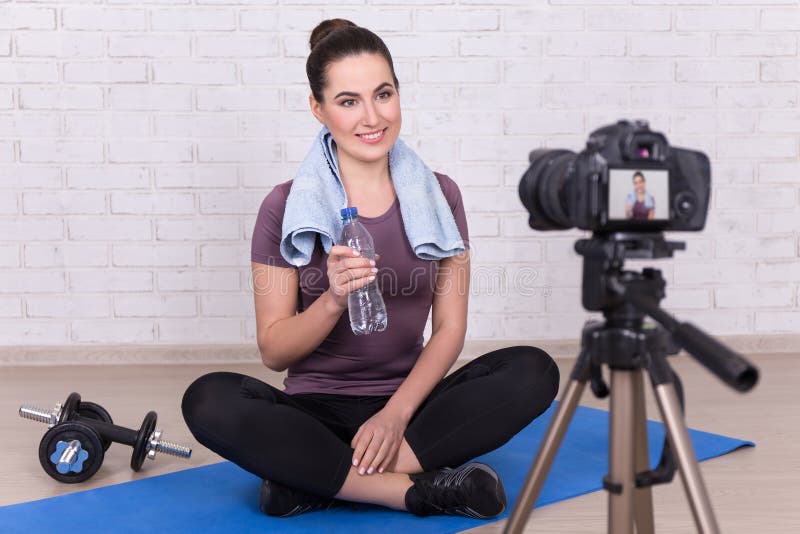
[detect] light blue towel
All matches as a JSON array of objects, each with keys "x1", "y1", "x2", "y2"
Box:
[
  {"x1": 626, "y1": 190, "x2": 655, "y2": 209},
  {"x1": 280, "y1": 126, "x2": 465, "y2": 267}
]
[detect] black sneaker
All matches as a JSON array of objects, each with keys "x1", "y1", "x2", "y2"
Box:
[
  {"x1": 258, "y1": 479, "x2": 336, "y2": 517},
  {"x1": 405, "y1": 462, "x2": 507, "y2": 519}
]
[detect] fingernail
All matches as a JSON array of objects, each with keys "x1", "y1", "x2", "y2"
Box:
[
  {"x1": 378, "y1": 468, "x2": 384, "y2": 474},
  {"x1": 353, "y1": 459, "x2": 358, "y2": 466},
  {"x1": 370, "y1": 267, "x2": 378, "y2": 273},
  {"x1": 353, "y1": 250, "x2": 360, "y2": 256},
  {"x1": 369, "y1": 260, "x2": 375, "y2": 266},
  {"x1": 367, "y1": 467, "x2": 374, "y2": 474},
  {"x1": 359, "y1": 468, "x2": 365, "y2": 475},
  {"x1": 368, "y1": 276, "x2": 375, "y2": 281}
]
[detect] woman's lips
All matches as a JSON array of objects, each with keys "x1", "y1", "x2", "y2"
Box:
[{"x1": 356, "y1": 127, "x2": 387, "y2": 144}]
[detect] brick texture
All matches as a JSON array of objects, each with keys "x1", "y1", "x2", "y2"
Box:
[{"x1": 1, "y1": 2, "x2": 798, "y2": 345}]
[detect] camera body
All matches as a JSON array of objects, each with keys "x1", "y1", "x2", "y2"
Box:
[{"x1": 519, "y1": 120, "x2": 710, "y2": 233}]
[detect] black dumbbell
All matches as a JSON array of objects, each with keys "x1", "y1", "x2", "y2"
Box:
[{"x1": 20, "y1": 392, "x2": 192, "y2": 482}]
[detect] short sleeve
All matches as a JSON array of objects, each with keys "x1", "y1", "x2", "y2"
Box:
[
  {"x1": 251, "y1": 181, "x2": 294, "y2": 268},
  {"x1": 434, "y1": 172, "x2": 470, "y2": 251}
]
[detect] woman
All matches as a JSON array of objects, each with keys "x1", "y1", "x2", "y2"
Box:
[
  {"x1": 625, "y1": 171, "x2": 656, "y2": 220},
  {"x1": 181, "y1": 19, "x2": 559, "y2": 520}
]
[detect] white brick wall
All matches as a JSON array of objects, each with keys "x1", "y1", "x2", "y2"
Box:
[{"x1": 1, "y1": 1, "x2": 799, "y2": 346}]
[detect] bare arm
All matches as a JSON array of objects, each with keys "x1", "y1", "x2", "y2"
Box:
[
  {"x1": 252, "y1": 245, "x2": 377, "y2": 371},
  {"x1": 625, "y1": 201, "x2": 633, "y2": 219},
  {"x1": 252, "y1": 262, "x2": 339, "y2": 371}
]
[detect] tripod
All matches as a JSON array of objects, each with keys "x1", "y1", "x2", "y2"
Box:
[{"x1": 503, "y1": 234, "x2": 759, "y2": 534}]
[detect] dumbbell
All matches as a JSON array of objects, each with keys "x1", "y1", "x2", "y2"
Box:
[{"x1": 20, "y1": 392, "x2": 192, "y2": 483}]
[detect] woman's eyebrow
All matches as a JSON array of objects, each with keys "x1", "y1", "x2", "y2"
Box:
[{"x1": 334, "y1": 82, "x2": 393, "y2": 99}]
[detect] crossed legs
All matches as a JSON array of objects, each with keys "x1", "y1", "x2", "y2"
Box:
[{"x1": 181, "y1": 345, "x2": 559, "y2": 512}]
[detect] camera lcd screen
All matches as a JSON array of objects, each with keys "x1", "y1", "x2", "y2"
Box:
[{"x1": 607, "y1": 168, "x2": 669, "y2": 221}]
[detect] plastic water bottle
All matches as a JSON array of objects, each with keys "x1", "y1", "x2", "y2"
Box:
[{"x1": 339, "y1": 207, "x2": 388, "y2": 335}]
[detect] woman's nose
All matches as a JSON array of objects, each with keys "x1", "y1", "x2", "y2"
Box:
[{"x1": 362, "y1": 101, "x2": 379, "y2": 126}]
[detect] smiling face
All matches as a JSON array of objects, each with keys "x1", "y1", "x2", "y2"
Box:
[{"x1": 309, "y1": 52, "x2": 402, "y2": 169}]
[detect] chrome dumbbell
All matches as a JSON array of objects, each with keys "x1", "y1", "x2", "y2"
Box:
[{"x1": 20, "y1": 392, "x2": 192, "y2": 483}]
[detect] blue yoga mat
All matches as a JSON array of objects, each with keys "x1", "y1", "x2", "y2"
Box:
[{"x1": 1, "y1": 404, "x2": 753, "y2": 534}]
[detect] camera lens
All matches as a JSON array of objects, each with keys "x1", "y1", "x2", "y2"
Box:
[{"x1": 518, "y1": 149, "x2": 575, "y2": 231}]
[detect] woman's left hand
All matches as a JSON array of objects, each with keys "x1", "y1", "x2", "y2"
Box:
[{"x1": 351, "y1": 407, "x2": 409, "y2": 475}]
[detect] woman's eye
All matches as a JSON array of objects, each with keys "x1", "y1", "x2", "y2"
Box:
[{"x1": 340, "y1": 92, "x2": 392, "y2": 107}]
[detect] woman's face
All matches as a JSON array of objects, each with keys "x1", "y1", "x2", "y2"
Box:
[
  {"x1": 309, "y1": 53, "x2": 401, "y2": 167},
  {"x1": 633, "y1": 175, "x2": 646, "y2": 194}
]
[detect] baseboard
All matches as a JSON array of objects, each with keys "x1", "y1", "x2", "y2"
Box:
[
  {"x1": 459, "y1": 335, "x2": 799, "y2": 361},
  {"x1": 0, "y1": 344, "x2": 262, "y2": 366},
  {"x1": 0, "y1": 335, "x2": 797, "y2": 366}
]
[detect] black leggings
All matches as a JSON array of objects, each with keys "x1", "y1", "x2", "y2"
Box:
[{"x1": 181, "y1": 345, "x2": 559, "y2": 498}]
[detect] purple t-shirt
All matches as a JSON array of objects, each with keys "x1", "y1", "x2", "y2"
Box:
[
  {"x1": 632, "y1": 200, "x2": 650, "y2": 220},
  {"x1": 251, "y1": 173, "x2": 470, "y2": 396}
]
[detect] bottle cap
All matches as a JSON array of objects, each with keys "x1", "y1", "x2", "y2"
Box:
[{"x1": 340, "y1": 206, "x2": 358, "y2": 219}]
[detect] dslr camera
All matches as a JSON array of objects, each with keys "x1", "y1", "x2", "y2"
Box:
[{"x1": 519, "y1": 120, "x2": 711, "y2": 233}]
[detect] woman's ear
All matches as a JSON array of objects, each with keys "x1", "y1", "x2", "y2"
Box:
[{"x1": 309, "y1": 94, "x2": 325, "y2": 125}]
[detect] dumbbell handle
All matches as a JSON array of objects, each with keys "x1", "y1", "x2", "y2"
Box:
[
  {"x1": 75, "y1": 415, "x2": 191, "y2": 459},
  {"x1": 73, "y1": 416, "x2": 138, "y2": 447}
]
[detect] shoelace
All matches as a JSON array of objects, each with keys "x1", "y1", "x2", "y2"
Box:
[
  {"x1": 433, "y1": 464, "x2": 479, "y2": 488},
  {"x1": 414, "y1": 466, "x2": 480, "y2": 513}
]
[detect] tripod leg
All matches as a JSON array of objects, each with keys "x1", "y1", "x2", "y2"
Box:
[
  {"x1": 633, "y1": 369, "x2": 655, "y2": 534},
  {"x1": 649, "y1": 357, "x2": 720, "y2": 534},
  {"x1": 608, "y1": 369, "x2": 637, "y2": 534},
  {"x1": 502, "y1": 352, "x2": 590, "y2": 534}
]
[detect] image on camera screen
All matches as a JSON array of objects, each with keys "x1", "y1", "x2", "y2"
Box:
[{"x1": 608, "y1": 168, "x2": 669, "y2": 221}]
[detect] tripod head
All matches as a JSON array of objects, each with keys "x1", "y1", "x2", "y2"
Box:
[
  {"x1": 575, "y1": 232, "x2": 759, "y2": 393},
  {"x1": 576, "y1": 232, "x2": 681, "y2": 314}
]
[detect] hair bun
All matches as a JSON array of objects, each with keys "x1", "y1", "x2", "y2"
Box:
[{"x1": 309, "y1": 19, "x2": 357, "y2": 51}]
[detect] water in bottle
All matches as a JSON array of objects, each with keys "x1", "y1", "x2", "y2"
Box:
[{"x1": 339, "y1": 207, "x2": 388, "y2": 335}]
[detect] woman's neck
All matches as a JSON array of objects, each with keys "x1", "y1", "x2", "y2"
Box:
[{"x1": 338, "y1": 152, "x2": 392, "y2": 189}]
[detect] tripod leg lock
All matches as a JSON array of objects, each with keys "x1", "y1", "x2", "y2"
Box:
[
  {"x1": 636, "y1": 459, "x2": 676, "y2": 488},
  {"x1": 602, "y1": 475, "x2": 623, "y2": 495},
  {"x1": 603, "y1": 462, "x2": 676, "y2": 494},
  {"x1": 631, "y1": 354, "x2": 685, "y2": 489}
]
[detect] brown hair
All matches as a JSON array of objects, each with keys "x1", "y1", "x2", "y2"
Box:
[{"x1": 306, "y1": 19, "x2": 399, "y2": 103}]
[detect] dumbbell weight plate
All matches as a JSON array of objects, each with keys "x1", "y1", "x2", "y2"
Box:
[
  {"x1": 38, "y1": 421, "x2": 105, "y2": 484},
  {"x1": 76, "y1": 401, "x2": 114, "y2": 451},
  {"x1": 61, "y1": 392, "x2": 81, "y2": 423},
  {"x1": 131, "y1": 411, "x2": 157, "y2": 471}
]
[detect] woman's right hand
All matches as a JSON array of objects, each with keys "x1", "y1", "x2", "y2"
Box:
[{"x1": 326, "y1": 245, "x2": 379, "y2": 310}]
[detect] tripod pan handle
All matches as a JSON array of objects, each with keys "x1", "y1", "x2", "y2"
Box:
[{"x1": 673, "y1": 322, "x2": 759, "y2": 392}]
